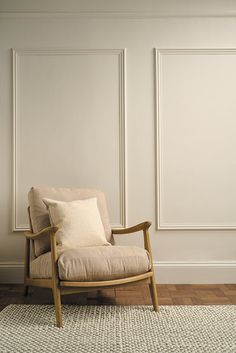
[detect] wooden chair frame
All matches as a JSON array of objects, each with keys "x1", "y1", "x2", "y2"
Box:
[{"x1": 24, "y1": 208, "x2": 159, "y2": 327}]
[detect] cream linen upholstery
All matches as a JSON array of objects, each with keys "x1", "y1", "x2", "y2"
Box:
[
  {"x1": 30, "y1": 246, "x2": 151, "y2": 281},
  {"x1": 28, "y1": 187, "x2": 112, "y2": 257},
  {"x1": 43, "y1": 198, "x2": 110, "y2": 248},
  {"x1": 25, "y1": 187, "x2": 158, "y2": 328}
]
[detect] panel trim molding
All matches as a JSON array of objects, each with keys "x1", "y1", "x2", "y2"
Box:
[
  {"x1": 1, "y1": 261, "x2": 236, "y2": 284},
  {"x1": 12, "y1": 48, "x2": 126, "y2": 231},
  {"x1": 154, "y1": 48, "x2": 236, "y2": 230}
]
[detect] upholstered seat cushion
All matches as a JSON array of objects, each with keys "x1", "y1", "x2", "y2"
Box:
[{"x1": 30, "y1": 246, "x2": 151, "y2": 281}]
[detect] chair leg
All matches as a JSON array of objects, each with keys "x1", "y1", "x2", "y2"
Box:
[
  {"x1": 52, "y1": 286, "x2": 62, "y2": 328},
  {"x1": 24, "y1": 238, "x2": 30, "y2": 297},
  {"x1": 23, "y1": 285, "x2": 29, "y2": 296},
  {"x1": 149, "y1": 275, "x2": 159, "y2": 312}
]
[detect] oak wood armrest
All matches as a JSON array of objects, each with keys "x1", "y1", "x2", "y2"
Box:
[
  {"x1": 112, "y1": 221, "x2": 151, "y2": 234},
  {"x1": 24, "y1": 226, "x2": 58, "y2": 240}
]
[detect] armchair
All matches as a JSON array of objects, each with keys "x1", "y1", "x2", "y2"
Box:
[{"x1": 24, "y1": 187, "x2": 159, "y2": 327}]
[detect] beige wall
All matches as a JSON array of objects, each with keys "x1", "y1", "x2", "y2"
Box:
[{"x1": 1, "y1": 0, "x2": 236, "y2": 283}]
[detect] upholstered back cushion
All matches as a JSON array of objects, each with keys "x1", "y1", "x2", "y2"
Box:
[
  {"x1": 28, "y1": 187, "x2": 112, "y2": 257},
  {"x1": 43, "y1": 198, "x2": 111, "y2": 248}
]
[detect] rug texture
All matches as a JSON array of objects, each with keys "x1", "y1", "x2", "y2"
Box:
[{"x1": 0, "y1": 305, "x2": 235, "y2": 353}]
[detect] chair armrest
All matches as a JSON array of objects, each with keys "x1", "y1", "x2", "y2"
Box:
[
  {"x1": 24, "y1": 226, "x2": 58, "y2": 240},
  {"x1": 24, "y1": 226, "x2": 59, "y2": 285},
  {"x1": 112, "y1": 221, "x2": 151, "y2": 235},
  {"x1": 112, "y1": 221, "x2": 153, "y2": 262}
]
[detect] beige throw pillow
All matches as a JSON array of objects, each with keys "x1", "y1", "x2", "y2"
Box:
[{"x1": 42, "y1": 197, "x2": 110, "y2": 249}]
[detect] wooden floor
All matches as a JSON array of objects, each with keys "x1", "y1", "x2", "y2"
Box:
[{"x1": 0, "y1": 284, "x2": 236, "y2": 312}]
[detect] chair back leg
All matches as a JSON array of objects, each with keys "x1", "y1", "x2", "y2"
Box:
[
  {"x1": 23, "y1": 286, "x2": 29, "y2": 297},
  {"x1": 24, "y1": 238, "x2": 30, "y2": 296},
  {"x1": 24, "y1": 207, "x2": 33, "y2": 297}
]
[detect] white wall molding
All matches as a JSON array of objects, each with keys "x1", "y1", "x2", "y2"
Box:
[
  {"x1": 1, "y1": 261, "x2": 235, "y2": 284},
  {"x1": 153, "y1": 260, "x2": 236, "y2": 284},
  {"x1": 12, "y1": 48, "x2": 126, "y2": 231},
  {"x1": 0, "y1": 262, "x2": 24, "y2": 284},
  {"x1": 154, "y1": 48, "x2": 236, "y2": 231},
  {"x1": 1, "y1": 10, "x2": 236, "y2": 19}
]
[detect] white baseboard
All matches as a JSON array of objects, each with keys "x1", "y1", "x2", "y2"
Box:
[
  {"x1": 0, "y1": 261, "x2": 236, "y2": 284},
  {"x1": 0, "y1": 262, "x2": 24, "y2": 284},
  {"x1": 154, "y1": 261, "x2": 236, "y2": 284}
]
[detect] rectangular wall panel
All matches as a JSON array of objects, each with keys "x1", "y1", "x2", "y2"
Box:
[
  {"x1": 13, "y1": 48, "x2": 126, "y2": 230},
  {"x1": 155, "y1": 49, "x2": 236, "y2": 230}
]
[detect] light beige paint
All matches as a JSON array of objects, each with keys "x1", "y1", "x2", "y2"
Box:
[
  {"x1": 155, "y1": 49, "x2": 236, "y2": 229},
  {"x1": 12, "y1": 48, "x2": 126, "y2": 230},
  {"x1": 0, "y1": 0, "x2": 236, "y2": 282}
]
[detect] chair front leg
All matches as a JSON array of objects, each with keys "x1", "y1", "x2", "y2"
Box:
[
  {"x1": 143, "y1": 228, "x2": 159, "y2": 312},
  {"x1": 149, "y1": 275, "x2": 159, "y2": 312},
  {"x1": 50, "y1": 233, "x2": 62, "y2": 328},
  {"x1": 52, "y1": 284, "x2": 62, "y2": 328}
]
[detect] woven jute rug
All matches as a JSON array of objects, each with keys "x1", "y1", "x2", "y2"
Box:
[{"x1": 0, "y1": 305, "x2": 235, "y2": 353}]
